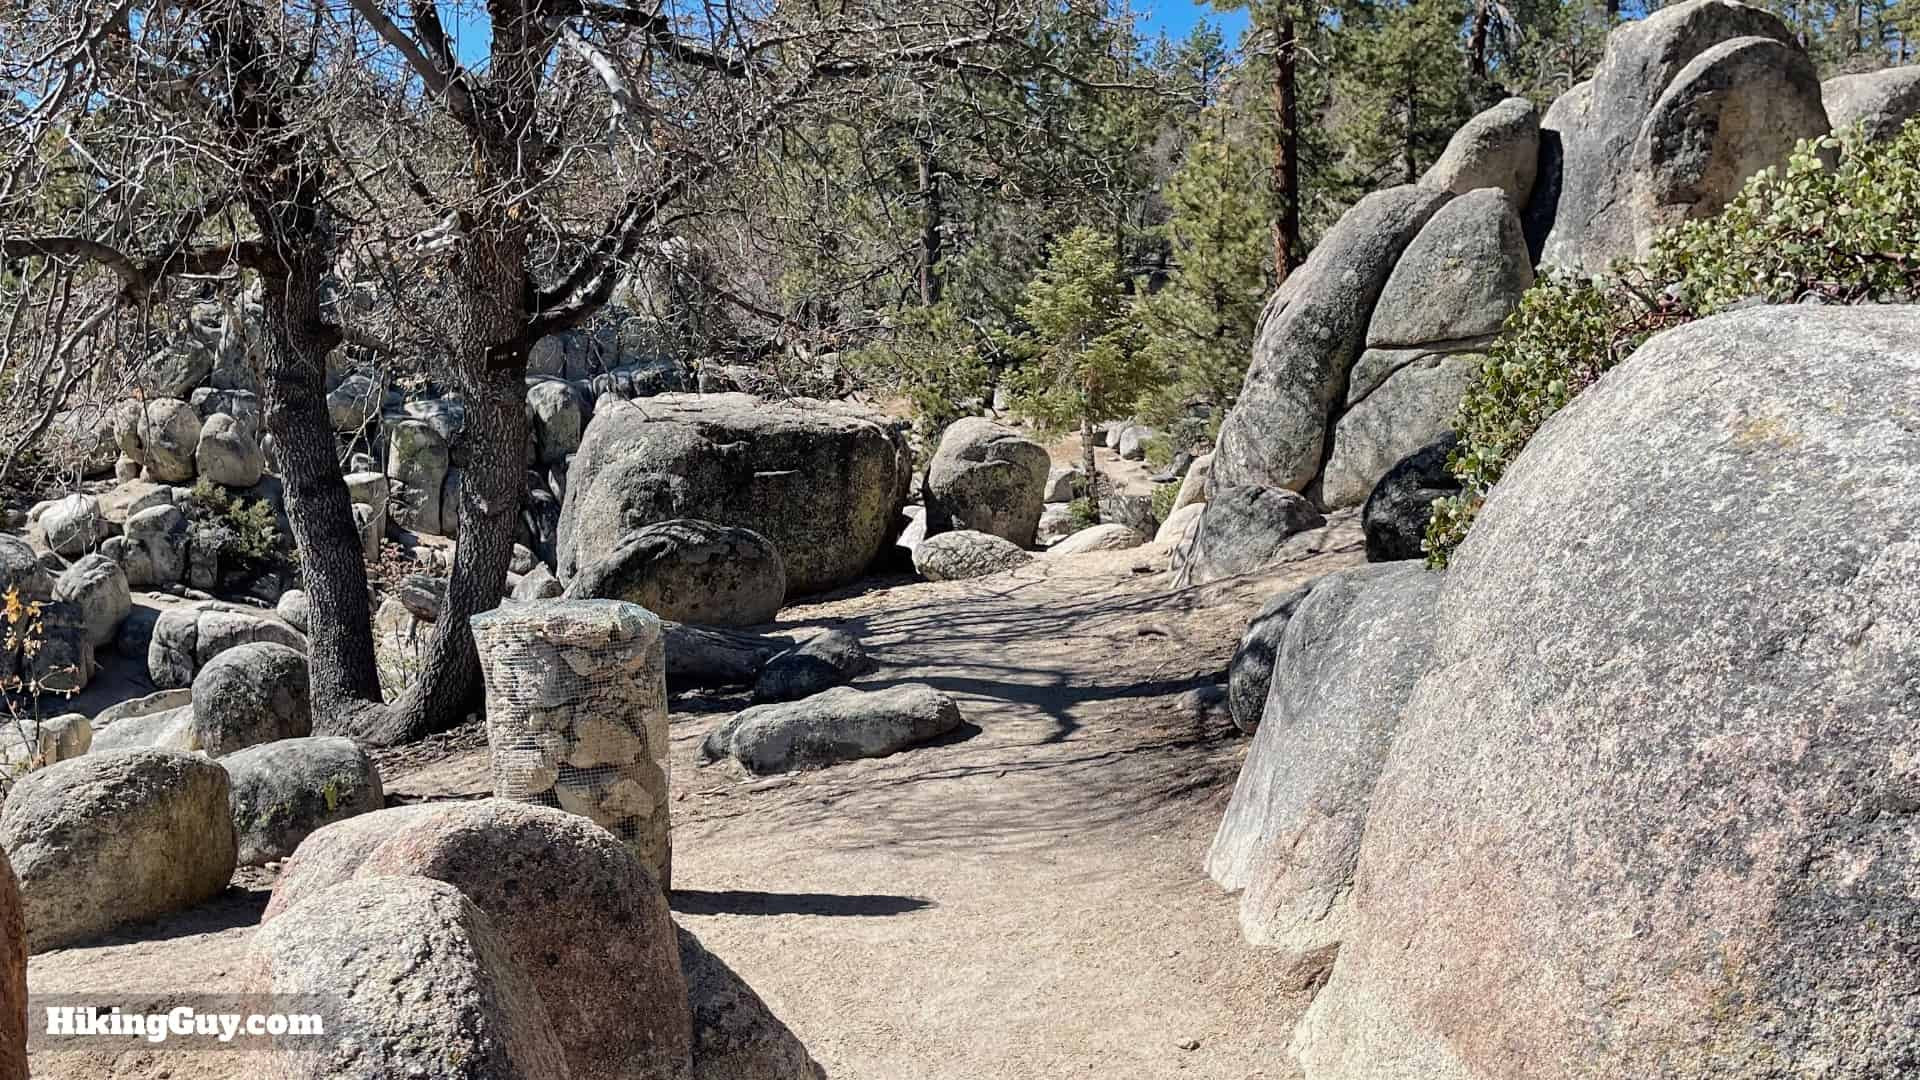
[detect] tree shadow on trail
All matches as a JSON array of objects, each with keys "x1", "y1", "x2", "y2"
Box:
[{"x1": 672, "y1": 889, "x2": 934, "y2": 917}]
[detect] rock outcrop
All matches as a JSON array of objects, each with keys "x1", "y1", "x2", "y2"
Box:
[
  {"x1": 558, "y1": 394, "x2": 910, "y2": 594},
  {"x1": 250, "y1": 876, "x2": 573, "y2": 1080},
  {"x1": 1531, "y1": 0, "x2": 1824, "y2": 274},
  {"x1": 264, "y1": 800, "x2": 692, "y2": 1080},
  {"x1": 1822, "y1": 64, "x2": 1920, "y2": 141},
  {"x1": 223, "y1": 736, "x2": 384, "y2": 866},
  {"x1": 190, "y1": 641, "x2": 313, "y2": 756},
  {"x1": 565, "y1": 519, "x2": 787, "y2": 627},
  {"x1": 912, "y1": 529, "x2": 1034, "y2": 582},
  {"x1": 703, "y1": 683, "x2": 964, "y2": 775}
]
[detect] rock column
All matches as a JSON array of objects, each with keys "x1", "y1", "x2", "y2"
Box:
[{"x1": 471, "y1": 599, "x2": 672, "y2": 887}]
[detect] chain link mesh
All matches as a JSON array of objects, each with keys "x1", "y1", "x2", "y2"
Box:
[{"x1": 471, "y1": 599, "x2": 672, "y2": 887}]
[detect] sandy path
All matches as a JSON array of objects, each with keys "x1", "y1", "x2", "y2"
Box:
[{"x1": 26, "y1": 523, "x2": 1363, "y2": 1080}]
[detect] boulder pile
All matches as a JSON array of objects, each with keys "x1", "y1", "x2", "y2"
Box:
[
  {"x1": 1212, "y1": 305, "x2": 1920, "y2": 1077},
  {"x1": 1188, "y1": 0, "x2": 1901, "y2": 580}
]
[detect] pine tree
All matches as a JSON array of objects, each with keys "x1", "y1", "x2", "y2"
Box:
[
  {"x1": 1135, "y1": 127, "x2": 1272, "y2": 431},
  {"x1": 1010, "y1": 227, "x2": 1158, "y2": 514}
]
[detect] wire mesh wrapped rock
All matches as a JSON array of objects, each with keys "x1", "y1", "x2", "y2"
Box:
[{"x1": 471, "y1": 599, "x2": 671, "y2": 888}]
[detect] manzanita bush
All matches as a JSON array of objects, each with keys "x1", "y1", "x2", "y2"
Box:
[{"x1": 1425, "y1": 120, "x2": 1920, "y2": 566}]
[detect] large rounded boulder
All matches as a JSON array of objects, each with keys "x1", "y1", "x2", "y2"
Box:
[
  {"x1": 1822, "y1": 65, "x2": 1920, "y2": 142},
  {"x1": 223, "y1": 736, "x2": 383, "y2": 866},
  {"x1": 558, "y1": 394, "x2": 911, "y2": 594},
  {"x1": 147, "y1": 601, "x2": 308, "y2": 689},
  {"x1": 264, "y1": 800, "x2": 692, "y2": 1080},
  {"x1": 923, "y1": 417, "x2": 1052, "y2": 546},
  {"x1": 565, "y1": 518, "x2": 787, "y2": 627},
  {"x1": 911, "y1": 530, "x2": 1034, "y2": 582},
  {"x1": 190, "y1": 641, "x2": 313, "y2": 756},
  {"x1": 0, "y1": 749, "x2": 236, "y2": 953},
  {"x1": 1531, "y1": 0, "x2": 1824, "y2": 274},
  {"x1": 1253, "y1": 306, "x2": 1920, "y2": 1078},
  {"x1": 248, "y1": 876, "x2": 571, "y2": 1080}
]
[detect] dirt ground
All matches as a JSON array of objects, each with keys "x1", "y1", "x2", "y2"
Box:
[{"x1": 24, "y1": 520, "x2": 1364, "y2": 1080}]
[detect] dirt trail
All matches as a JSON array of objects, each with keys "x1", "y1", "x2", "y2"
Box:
[{"x1": 26, "y1": 523, "x2": 1364, "y2": 1080}]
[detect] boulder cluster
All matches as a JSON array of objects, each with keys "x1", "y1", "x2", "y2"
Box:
[
  {"x1": 1214, "y1": 305, "x2": 1920, "y2": 1077},
  {"x1": 1183, "y1": 1, "x2": 1920, "y2": 584}
]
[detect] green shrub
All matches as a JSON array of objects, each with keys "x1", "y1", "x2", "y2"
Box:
[
  {"x1": 1141, "y1": 434, "x2": 1174, "y2": 469},
  {"x1": 183, "y1": 479, "x2": 280, "y2": 564},
  {"x1": 1425, "y1": 120, "x2": 1920, "y2": 567},
  {"x1": 1066, "y1": 497, "x2": 1099, "y2": 532},
  {"x1": 1150, "y1": 481, "x2": 1180, "y2": 524}
]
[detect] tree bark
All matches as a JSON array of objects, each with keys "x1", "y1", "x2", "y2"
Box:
[
  {"x1": 1082, "y1": 413, "x2": 1100, "y2": 522},
  {"x1": 916, "y1": 138, "x2": 943, "y2": 306},
  {"x1": 254, "y1": 260, "x2": 385, "y2": 723},
  {"x1": 1269, "y1": 7, "x2": 1301, "y2": 283}
]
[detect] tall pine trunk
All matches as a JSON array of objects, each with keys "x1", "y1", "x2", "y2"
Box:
[{"x1": 1269, "y1": 7, "x2": 1302, "y2": 283}]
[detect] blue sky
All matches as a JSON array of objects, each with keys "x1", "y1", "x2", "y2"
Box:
[
  {"x1": 1136, "y1": 1, "x2": 1251, "y2": 43},
  {"x1": 449, "y1": 3, "x2": 1253, "y2": 65}
]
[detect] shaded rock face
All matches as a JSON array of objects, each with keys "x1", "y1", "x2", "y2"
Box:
[
  {"x1": 0, "y1": 534, "x2": 54, "y2": 600},
  {"x1": 249, "y1": 876, "x2": 573, "y2": 1080},
  {"x1": 702, "y1": 683, "x2": 964, "y2": 775},
  {"x1": 1419, "y1": 96, "x2": 1540, "y2": 203},
  {"x1": 1361, "y1": 433, "x2": 1463, "y2": 562},
  {"x1": 1822, "y1": 64, "x2": 1920, "y2": 141},
  {"x1": 1224, "y1": 585, "x2": 1311, "y2": 735},
  {"x1": 0, "y1": 749, "x2": 236, "y2": 954},
  {"x1": 559, "y1": 394, "x2": 910, "y2": 594},
  {"x1": 1628, "y1": 35, "x2": 1830, "y2": 257},
  {"x1": 1213, "y1": 186, "x2": 1451, "y2": 495},
  {"x1": 679, "y1": 925, "x2": 828, "y2": 1080},
  {"x1": 0, "y1": 848, "x2": 21, "y2": 1080},
  {"x1": 1208, "y1": 563, "x2": 1445, "y2": 953},
  {"x1": 1227, "y1": 307, "x2": 1920, "y2": 1079},
  {"x1": 924, "y1": 417, "x2": 1052, "y2": 547},
  {"x1": 1531, "y1": 0, "x2": 1814, "y2": 274},
  {"x1": 223, "y1": 736, "x2": 383, "y2": 867},
  {"x1": 566, "y1": 519, "x2": 788, "y2": 627},
  {"x1": 1170, "y1": 486, "x2": 1327, "y2": 588},
  {"x1": 191, "y1": 641, "x2": 313, "y2": 757},
  {"x1": 263, "y1": 800, "x2": 692, "y2": 1080},
  {"x1": 911, "y1": 530, "x2": 1034, "y2": 582},
  {"x1": 752, "y1": 629, "x2": 873, "y2": 704}
]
